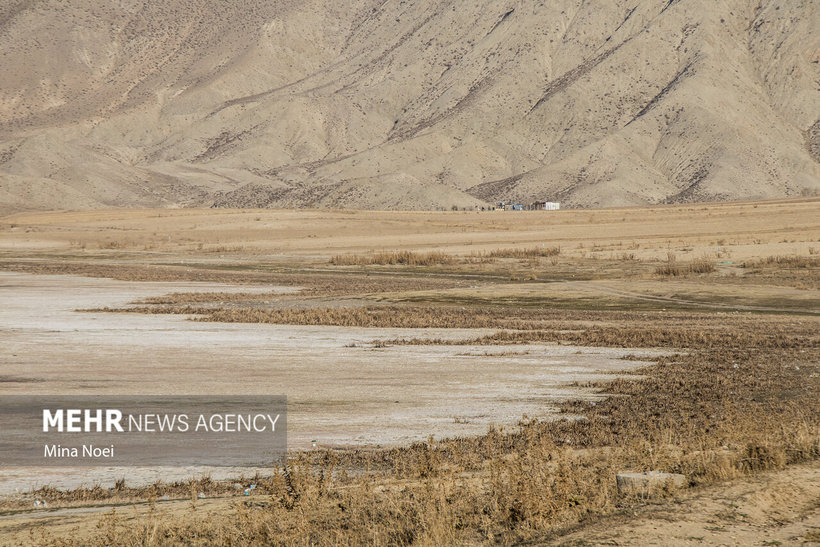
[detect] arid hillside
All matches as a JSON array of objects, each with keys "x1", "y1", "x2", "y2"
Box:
[{"x1": 0, "y1": 0, "x2": 818, "y2": 213}]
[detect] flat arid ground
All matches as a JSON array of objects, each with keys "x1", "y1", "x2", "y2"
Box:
[{"x1": 0, "y1": 198, "x2": 818, "y2": 544}]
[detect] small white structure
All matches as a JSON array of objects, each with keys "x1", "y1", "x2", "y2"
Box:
[{"x1": 531, "y1": 201, "x2": 560, "y2": 210}]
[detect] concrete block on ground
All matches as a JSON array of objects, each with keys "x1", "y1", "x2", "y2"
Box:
[{"x1": 616, "y1": 471, "x2": 687, "y2": 494}]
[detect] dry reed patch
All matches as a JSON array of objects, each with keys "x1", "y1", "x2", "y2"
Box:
[
  {"x1": 743, "y1": 255, "x2": 820, "y2": 268},
  {"x1": 0, "y1": 476, "x2": 250, "y2": 512},
  {"x1": 330, "y1": 250, "x2": 456, "y2": 266},
  {"x1": 86, "y1": 304, "x2": 562, "y2": 329},
  {"x1": 84, "y1": 302, "x2": 801, "y2": 328},
  {"x1": 473, "y1": 246, "x2": 561, "y2": 259},
  {"x1": 730, "y1": 255, "x2": 820, "y2": 290},
  {"x1": 329, "y1": 247, "x2": 562, "y2": 267},
  {"x1": 688, "y1": 256, "x2": 716, "y2": 274},
  {"x1": 655, "y1": 255, "x2": 716, "y2": 276}
]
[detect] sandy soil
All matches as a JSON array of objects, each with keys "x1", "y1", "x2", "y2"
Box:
[
  {"x1": 554, "y1": 461, "x2": 820, "y2": 546},
  {"x1": 1, "y1": 199, "x2": 819, "y2": 261}
]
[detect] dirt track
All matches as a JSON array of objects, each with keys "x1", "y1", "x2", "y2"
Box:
[{"x1": 555, "y1": 461, "x2": 820, "y2": 546}]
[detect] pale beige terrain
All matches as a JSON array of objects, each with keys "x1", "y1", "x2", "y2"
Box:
[
  {"x1": 1, "y1": 0, "x2": 819, "y2": 213},
  {"x1": 556, "y1": 461, "x2": 820, "y2": 546},
  {"x1": 1, "y1": 198, "x2": 818, "y2": 260},
  {"x1": 0, "y1": 202, "x2": 817, "y2": 544},
  {"x1": 1, "y1": 199, "x2": 818, "y2": 313}
]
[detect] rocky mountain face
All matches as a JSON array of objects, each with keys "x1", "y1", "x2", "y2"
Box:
[{"x1": 1, "y1": 0, "x2": 818, "y2": 212}]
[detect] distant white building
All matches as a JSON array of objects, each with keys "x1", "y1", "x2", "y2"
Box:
[
  {"x1": 531, "y1": 201, "x2": 560, "y2": 210},
  {"x1": 491, "y1": 200, "x2": 561, "y2": 211}
]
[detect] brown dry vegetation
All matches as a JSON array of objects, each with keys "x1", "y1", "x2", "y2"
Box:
[
  {"x1": 654, "y1": 254, "x2": 716, "y2": 276},
  {"x1": 3, "y1": 476, "x2": 248, "y2": 511},
  {"x1": 381, "y1": 323, "x2": 817, "y2": 351},
  {"x1": 83, "y1": 305, "x2": 819, "y2": 347},
  {"x1": 476, "y1": 246, "x2": 561, "y2": 259},
  {"x1": 330, "y1": 250, "x2": 457, "y2": 266},
  {"x1": 84, "y1": 304, "x2": 640, "y2": 329},
  {"x1": 329, "y1": 247, "x2": 561, "y2": 266},
  {"x1": 733, "y1": 257, "x2": 820, "y2": 291},
  {"x1": 742, "y1": 255, "x2": 820, "y2": 268}
]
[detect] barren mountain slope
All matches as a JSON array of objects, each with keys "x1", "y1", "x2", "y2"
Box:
[{"x1": 0, "y1": 0, "x2": 818, "y2": 212}]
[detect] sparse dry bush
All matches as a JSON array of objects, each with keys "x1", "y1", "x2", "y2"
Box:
[
  {"x1": 84, "y1": 305, "x2": 820, "y2": 352},
  {"x1": 689, "y1": 256, "x2": 716, "y2": 274},
  {"x1": 109, "y1": 305, "x2": 557, "y2": 330},
  {"x1": 379, "y1": 321, "x2": 818, "y2": 350},
  {"x1": 654, "y1": 263, "x2": 684, "y2": 276}
]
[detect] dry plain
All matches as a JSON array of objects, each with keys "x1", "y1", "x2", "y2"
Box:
[{"x1": 0, "y1": 199, "x2": 818, "y2": 544}]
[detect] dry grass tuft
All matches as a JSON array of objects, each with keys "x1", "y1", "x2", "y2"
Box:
[
  {"x1": 655, "y1": 255, "x2": 715, "y2": 276},
  {"x1": 476, "y1": 246, "x2": 561, "y2": 259},
  {"x1": 688, "y1": 256, "x2": 716, "y2": 274},
  {"x1": 654, "y1": 263, "x2": 684, "y2": 276}
]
